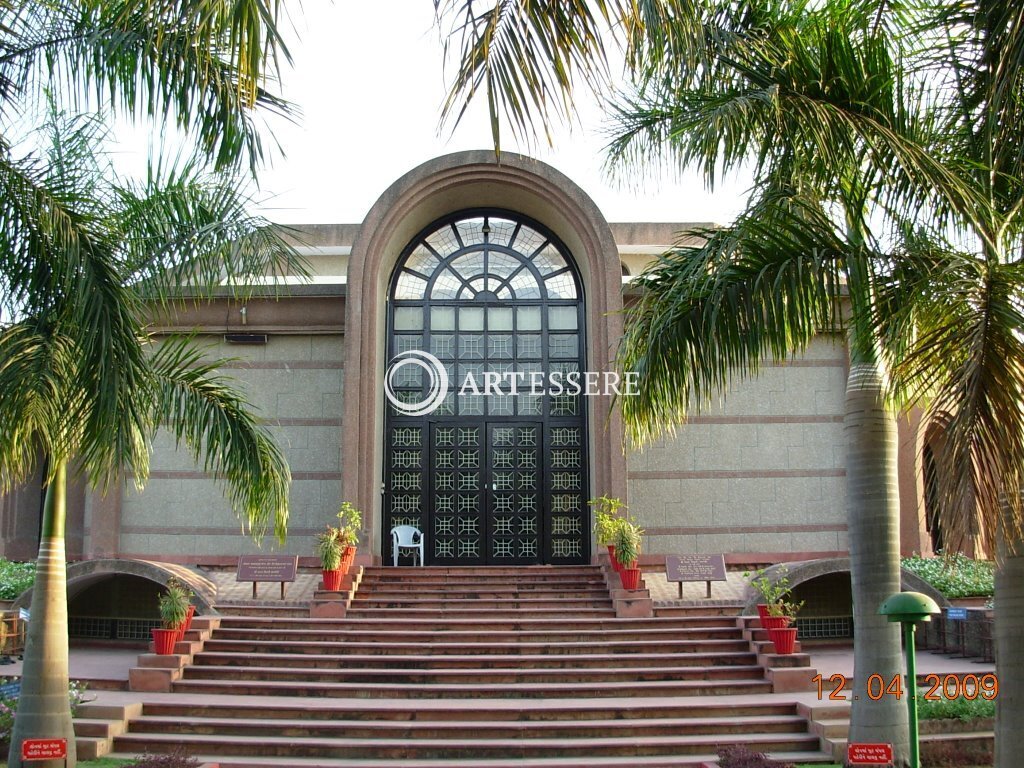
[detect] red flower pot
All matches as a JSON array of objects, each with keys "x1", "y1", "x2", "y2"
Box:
[
  {"x1": 619, "y1": 567, "x2": 642, "y2": 590},
  {"x1": 322, "y1": 569, "x2": 343, "y2": 591},
  {"x1": 606, "y1": 544, "x2": 616, "y2": 564},
  {"x1": 152, "y1": 628, "x2": 179, "y2": 655},
  {"x1": 183, "y1": 604, "x2": 196, "y2": 633},
  {"x1": 339, "y1": 545, "x2": 356, "y2": 575},
  {"x1": 768, "y1": 626, "x2": 798, "y2": 654},
  {"x1": 756, "y1": 604, "x2": 770, "y2": 625},
  {"x1": 761, "y1": 615, "x2": 791, "y2": 631}
]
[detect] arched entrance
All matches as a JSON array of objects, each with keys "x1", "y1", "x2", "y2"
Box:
[{"x1": 382, "y1": 210, "x2": 588, "y2": 565}]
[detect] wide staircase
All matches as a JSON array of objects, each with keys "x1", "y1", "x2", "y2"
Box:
[{"x1": 107, "y1": 565, "x2": 831, "y2": 766}]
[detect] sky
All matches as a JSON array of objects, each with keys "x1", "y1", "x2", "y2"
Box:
[{"x1": 117, "y1": 2, "x2": 753, "y2": 227}]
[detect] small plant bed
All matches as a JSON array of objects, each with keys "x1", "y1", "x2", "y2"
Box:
[
  {"x1": 901, "y1": 553, "x2": 994, "y2": 599},
  {"x1": 919, "y1": 693, "x2": 995, "y2": 722},
  {"x1": 0, "y1": 560, "x2": 34, "y2": 600},
  {"x1": 717, "y1": 745, "x2": 799, "y2": 767}
]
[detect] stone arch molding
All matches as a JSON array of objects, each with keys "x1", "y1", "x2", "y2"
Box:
[
  {"x1": 740, "y1": 558, "x2": 949, "y2": 615},
  {"x1": 342, "y1": 151, "x2": 627, "y2": 559},
  {"x1": 12, "y1": 559, "x2": 217, "y2": 614}
]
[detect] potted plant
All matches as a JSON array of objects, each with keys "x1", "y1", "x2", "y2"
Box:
[
  {"x1": 589, "y1": 495, "x2": 626, "y2": 565},
  {"x1": 745, "y1": 567, "x2": 792, "y2": 625},
  {"x1": 153, "y1": 578, "x2": 189, "y2": 654},
  {"x1": 317, "y1": 525, "x2": 345, "y2": 590},
  {"x1": 613, "y1": 520, "x2": 644, "y2": 590},
  {"x1": 767, "y1": 598, "x2": 804, "y2": 654},
  {"x1": 336, "y1": 501, "x2": 362, "y2": 573}
]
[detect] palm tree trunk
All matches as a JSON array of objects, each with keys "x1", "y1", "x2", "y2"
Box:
[
  {"x1": 995, "y1": 534, "x2": 1024, "y2": 768},
  {"x1": 845, "y1": 360, "x2": 910, "y2": 767},
  {"x1": 7, "y1": 459, "x2": 76, "y2": 768}
]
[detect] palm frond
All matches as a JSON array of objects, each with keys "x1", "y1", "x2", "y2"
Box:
[
  {"x1": 606, "y1": 2, "x2": 982, "y2": 228},
  {"x1": 148, "y1": 336, "x2": 290, "y2": 543},
  {"x1": 435, "y1": 0, "x2": 629, "y2": 152},
  {"x1": 618, "y1": 192, "x2": 846, "y2": 445},
  {"x1": 112, "y1": 156, "x2": 310, "y2": 302},
  {"x1": 878, "y1": 241, "x2": 1024, "y2": 551},
  {"x1": 0, "y1": 323, "x2": 81, "y2": 490},
  {"x1": 0, "y1": 0, "x2": 293, "y2": 171}
]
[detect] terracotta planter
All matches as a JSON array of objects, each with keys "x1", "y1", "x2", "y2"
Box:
[
  {"x1": 761, "y1": 615, "x2": 791, "y2": 631},
  {"x1": 619, "y1": 567, "x2": 642, "y2": 590},
  {"x1": 756, "y1": 604, "x2": 770, "y2": 625},
  {"x1": 183, "y1": 604, "x2": 196, "y2": 633},
  {"x1": 606, "y1": 545, "x2": 616, "y2": 564},
  {"x1": 152, "y1": 628, "x2": 179, "y2": 655},
  {"x1": 341, "y1": 545, "x2": 356, "y2": 572},
  {"x1": 768, "y1": 626, "x2": 798, "y2": 654},
  {"x1": 322, "y1": 569, "x2": 343, "y2": 591}
]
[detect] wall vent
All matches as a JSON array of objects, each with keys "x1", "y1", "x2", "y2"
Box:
[{"x1": 224, "y1": 333, "x2": 268, "y2": 345}]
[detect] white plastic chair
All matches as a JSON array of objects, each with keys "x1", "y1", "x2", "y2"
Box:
[{"x1": 391, "y1": 525, "x2": 424, "y2": 566}]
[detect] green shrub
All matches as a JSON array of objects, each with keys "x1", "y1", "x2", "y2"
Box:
[
  {"x1": 0, "y1": 560, "x2": 34, "y2": 600},
  {"x1": 900, "y1": 553, "x2": 994, "y2": 598},
  {"x1": 918, "y1": 693, "x2": 995, "y2": 721}
]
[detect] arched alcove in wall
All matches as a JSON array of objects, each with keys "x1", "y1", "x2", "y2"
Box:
[
  {"x1": 741, "y1": 558, "x2": 949, "y2": 639},
  {"x1": 13, "y1": 559, "x2": 217, "y2": 641}
]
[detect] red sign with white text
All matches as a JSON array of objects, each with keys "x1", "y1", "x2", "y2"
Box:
[
  {"x1": 848, "y1": 743, "x2": 894, "y2": 764},
  {"x1": 21, "y1": 738, "x2": 67, "y2": 760}
]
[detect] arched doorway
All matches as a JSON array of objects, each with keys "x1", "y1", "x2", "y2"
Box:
[{"x1": 382, "y1": 210, "x2": 588, "y2": 565}]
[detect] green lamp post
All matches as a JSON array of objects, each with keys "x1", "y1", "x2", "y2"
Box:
[{"x1": 879, "y1": 591, "x2": 942, "y2": 768}]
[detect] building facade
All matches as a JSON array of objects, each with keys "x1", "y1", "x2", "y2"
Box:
[{"x1": 0, "y1": 152, "x2": 939, "y2": 568}]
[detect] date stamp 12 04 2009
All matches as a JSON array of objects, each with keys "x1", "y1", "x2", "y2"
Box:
[{"x1": 814, "y1": 672, "x2": 998, "y2": 701}]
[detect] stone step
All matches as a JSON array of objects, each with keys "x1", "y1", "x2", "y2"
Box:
[
  {"x1": 190, "y1": 650, "x2": 759, "y2": 671},
  {"x1": 126, "y1": 713, "x2": 809, "y2": 740},
  {"x1": 356, "y1": 582, "x2": 610, "y2": 594},
  {"x1": 216, "y1": 618, "x2": 741, "y2": 634},
  {"x1": 200, "y1": 637, "x2": 754, "y2": 657},
  {"x1": 139, "y1": 699, "x2": 801, "y2": 723},
  {"x1": 354, "y1": 585, "x2": 606, "y2": 598},
  {"x1": 112, "y1": 729, "x2": 822, "y2": 760},
  {"x1": 208, "y1": 626, "x2": 745, "y2": 644},
  {"x1": 170, "y1": 677, "x2": 775, "y2": 699},
  {"x1": 199, "y1": 757, "x2": 831, "y2": 768},
  {"x1": 352, "y1": 590, "x2": 613, "y2": 602},
  {"x1": 214, "y1": 603, "x2": 311, "y2": 618},
  {"x1": 653, "y1": 605, "x2": 743, "y2": 618},
  {"x1": 97, "y1": 758, "x2": 711, "y2": 768},
  {"x1": 347, "y1": 598, "x2": 614, "y2": 611},
  {"x1": 361, "y1": 566, "x2": 604, "y2": 578},
  {"x1": 129, "y1": 754, "x2": 836, "y2": 768},
  {"x1": 211, "y1": 630, "x2": 749, "y2": 651},
  {"x1": 342, "y1": 607, "x2": 619, "y2": 619},
  {"x1": 180, "y1": 662, "x2": 768, "y2": 687}
]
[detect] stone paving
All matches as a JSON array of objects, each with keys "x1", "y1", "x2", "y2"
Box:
[
  {"x1": 206, "y1": 566, "x2": 322, "y2": 603},
  {"x1": 644, "y1": 568, "x2": 751, "y2": 605}
]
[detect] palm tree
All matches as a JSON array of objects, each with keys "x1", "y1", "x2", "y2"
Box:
[
  {"x1": 609, "y1": 1, "x2": 1023, "y2": 764},
  {"x1": 0, "y1": 111, "x2": 304, "y2": 767},
  {"x1": 0, "y1": 4, "x2": 295, "y2": 763}
]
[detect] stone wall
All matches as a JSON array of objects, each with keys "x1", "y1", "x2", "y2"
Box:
[
  {"x1": 108, "y1": 333, "x2": 345, "y2": 562},
  {"x1": 625, "y1": 335, "x2": 849, "y2": 561}
]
